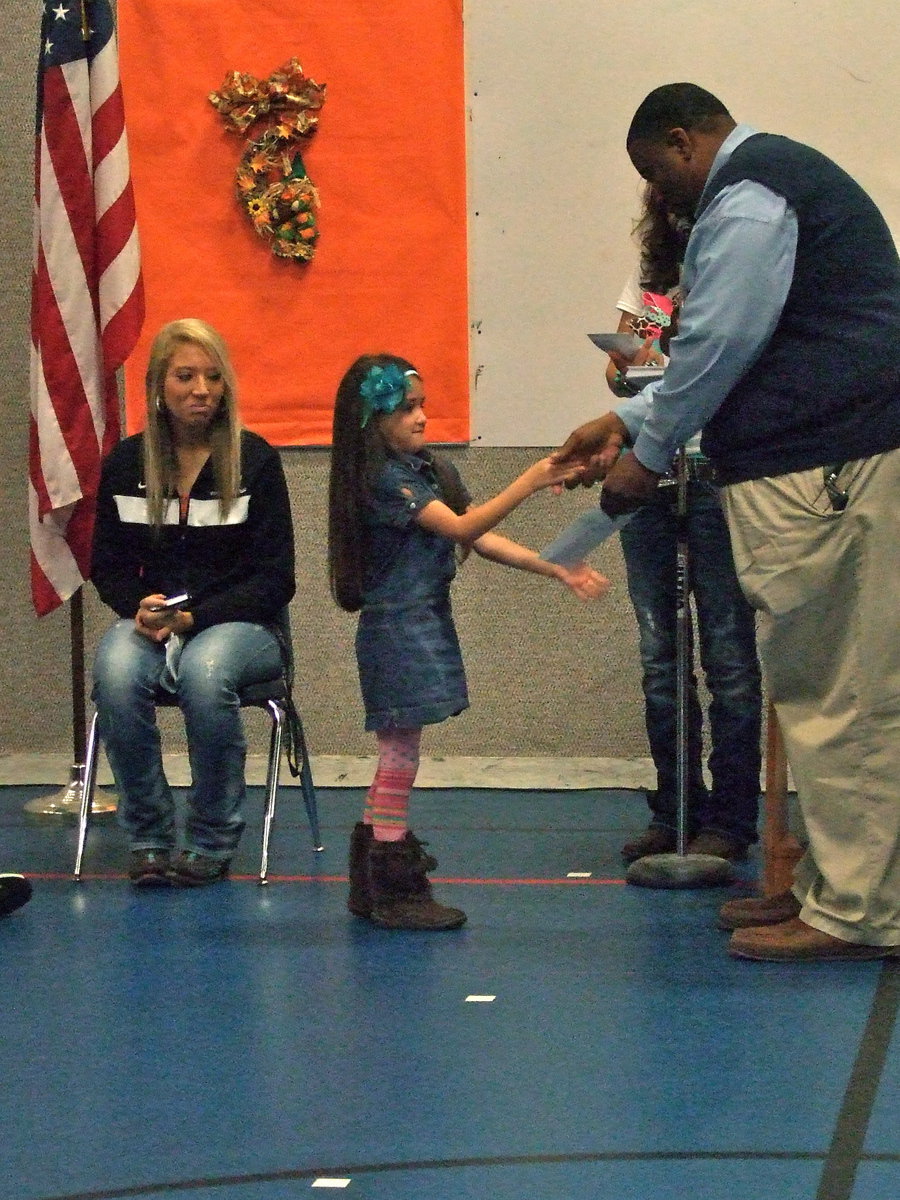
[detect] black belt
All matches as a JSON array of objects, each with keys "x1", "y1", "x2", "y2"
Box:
[{"x1": 659, "y1": 456, "x2": 718, "y2": 486}]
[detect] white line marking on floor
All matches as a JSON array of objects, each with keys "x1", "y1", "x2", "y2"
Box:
[{"x1": 465, "y1": 994, "x2": 496, "y2": 1002}]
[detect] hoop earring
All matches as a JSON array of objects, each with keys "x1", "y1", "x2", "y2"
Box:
[{"x1": 156, "y1": 395, "x2": 164, "y2": 413}]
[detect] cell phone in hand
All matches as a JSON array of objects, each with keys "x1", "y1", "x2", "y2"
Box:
[{"x1": 150, "y1": 593, "x2": 190, "y2": 612}]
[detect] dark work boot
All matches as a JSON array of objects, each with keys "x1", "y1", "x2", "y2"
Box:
[
  {"x1": 368, "y1": 832, "x2": 466, "y2": 931},
  {"x1": 621, "y1": 825, "x2": 677, "y2": 864},
  {"x1": 348, "y1": 822, "x2": 374, "y2": 917}
]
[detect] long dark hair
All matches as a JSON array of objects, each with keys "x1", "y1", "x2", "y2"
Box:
[
  {"x1": 328, "y1": 354, "x2": 469, "y2": 612},
  {"x1": 636, "y1": 183, "x2": 691, "y2": 294},
  {"x1": 328, "y1": 354, "x2": 416, "y2": 612}
]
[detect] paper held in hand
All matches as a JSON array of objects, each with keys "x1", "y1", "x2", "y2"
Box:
[{"x1": 587, "y1": 332, "x2": 645, "y2": 356}]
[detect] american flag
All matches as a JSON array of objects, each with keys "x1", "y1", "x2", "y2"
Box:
[{"x1": 30, "y1": 0, "x2": 143, "y2": 616}]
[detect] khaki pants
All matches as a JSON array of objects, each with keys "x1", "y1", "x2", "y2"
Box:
[{"x1": 721, "y1": 447, "x2": 900, "y2": 945}]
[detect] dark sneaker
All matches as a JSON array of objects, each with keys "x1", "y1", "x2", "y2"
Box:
[
  {"x1": 0, "y1": 873, "x2": 33, "y2": 917},
  {"x1": 128, "y1": 849, "x2": 172, "y2": 888},
  {"x1": 621, "y1": 826, "x2": 677, "y2": 864},
  {"x1": 168, "y1": 851, "x2": 231, "y2": 887}
]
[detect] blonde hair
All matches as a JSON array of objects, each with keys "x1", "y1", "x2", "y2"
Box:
[{"x1": 142, "y1": 318, "x2": 242, "y2": 527}]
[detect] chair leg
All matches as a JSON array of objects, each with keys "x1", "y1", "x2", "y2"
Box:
[
  {"x1": 259, "y1": 700, "x2": 286, "y2": 885},
  {"x1": 258, "y1": 698, "x2": 323, "y2": 882},
  {"x1": 293, "y1": 708, "x2": 323, "y2": 852},
  {"x1": 73, "y1": 711, "x2": 101, "y2": 881}
]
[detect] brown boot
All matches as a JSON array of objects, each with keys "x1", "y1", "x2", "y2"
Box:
[
  {"x1": 368, "y1": 832, "x2": 466, "y2": 931},
  {"x1": 717, "y1": 889, "x2": 801, "y2": 931},
  {"x1": 348, "y1": 823, "x2": 440, "y2": 917},
  {"x1": 348, "y1": 822, "x2": 374, "y2": 917}
]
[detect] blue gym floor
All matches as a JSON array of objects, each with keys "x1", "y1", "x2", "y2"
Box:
[{"x1": 3, "y1": 784, "x2": 898, "y2": 1200}]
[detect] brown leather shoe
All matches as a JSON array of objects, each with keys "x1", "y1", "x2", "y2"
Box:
[
  {"x1": 729, "y1": 917, "x2": 900, "y2": 962},
  {"x1": 718, "y1": 888, "x2": 801, "y2": 930},
  {"x1": 686, "y1": 831, "x2": 749, "y2": 862},
  {"x1": 621, "y1": 826, "x2": 677, "y2": 864}
]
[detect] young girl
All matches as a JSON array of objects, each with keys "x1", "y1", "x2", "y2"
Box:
[{"x1": 328, "y1": 354, "x2": 608, "y2": 931}]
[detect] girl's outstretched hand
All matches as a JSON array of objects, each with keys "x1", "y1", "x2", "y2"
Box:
[
  {"x1": 522, "y1": 456, "x2": 585, "y2": 494},
  {"x1": 554, "y1": 562, "x2": 610, "y2": 601},
  {"x1": 552, "y1": 412, "x2": 631, "y2": 488}
]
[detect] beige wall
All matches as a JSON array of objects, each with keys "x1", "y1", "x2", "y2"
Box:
[
  {"x1": 467, "y1": 0, "x2": 900, "y2": 444},
  {"x1": 1, "y1": 1, "x2": 653, "y2": 763},
  {"x1": 10, "y1": 1, "x2": 860, "y2": 764}
]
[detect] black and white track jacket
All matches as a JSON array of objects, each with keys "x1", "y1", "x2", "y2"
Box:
[{"x1": 90, "y1": 430, "x2": 295, "y2": 632}]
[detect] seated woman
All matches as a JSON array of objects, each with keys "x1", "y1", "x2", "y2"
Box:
[{"x1": 90, "y1": 319, "x2": 296, "y2": 887}]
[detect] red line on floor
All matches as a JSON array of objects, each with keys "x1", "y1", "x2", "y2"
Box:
[{"x1": 25, "y1": 872, "x2": 627, "y2": 886}]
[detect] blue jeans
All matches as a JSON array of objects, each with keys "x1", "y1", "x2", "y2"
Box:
[
  {"x1": 619, "y1": 481, "x2": 762, "y2": 845},
  {"x1": 92, "y1": 620, "x2": 283, "y2": 858}
]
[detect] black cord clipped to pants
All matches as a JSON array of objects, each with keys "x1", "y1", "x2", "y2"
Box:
[{"x1": 823, "y1": 463, "x2": 849, "y2": 512}]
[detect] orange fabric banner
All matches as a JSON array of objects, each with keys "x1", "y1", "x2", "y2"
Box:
[{"x1": 118, "y1": 0, "x2": 469, "y2": 445}]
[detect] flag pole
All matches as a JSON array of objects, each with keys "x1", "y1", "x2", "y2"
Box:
[
  {"x1": 23, "y1": 589, "x2": 117, "y2": 820},
  {"x1": 26, "y1": 0, "x2": 141, "y2": 820}
]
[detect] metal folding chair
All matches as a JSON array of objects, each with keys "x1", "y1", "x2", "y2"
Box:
[{"x1": 73, "y1": 616, "x2": 322, "y2": 884}]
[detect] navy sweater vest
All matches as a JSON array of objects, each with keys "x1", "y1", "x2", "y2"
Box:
[{"x1": 695, "y1": 133, "x2": 900, "y2": 483}]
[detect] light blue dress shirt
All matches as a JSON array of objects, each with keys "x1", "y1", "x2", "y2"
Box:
[{"x1": 615, "y1": 125, "x2": 799, "y2": 474}]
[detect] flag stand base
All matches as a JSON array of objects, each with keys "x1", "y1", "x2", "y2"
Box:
[
  {"x1": 23, "y1": 764, "x2": 117, "y2": 823},
  {"x1": 625, "y1": 851, "x2": 736, "y2": 889}
]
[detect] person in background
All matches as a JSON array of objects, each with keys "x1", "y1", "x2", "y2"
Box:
[
  {"x1": 329, "y1": 354, "x2": 607, "y2": 931},
  {"x1": 555, "y1": 83, "x2": 900, "y2": 961},
  {"x1": 91, "y1": 319, "x2": 296, "y2": 888},
  {"x1": 606, "y1": 185, "x2": 761, "y2": 866}
]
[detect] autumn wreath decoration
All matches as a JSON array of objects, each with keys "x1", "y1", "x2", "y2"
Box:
[{"x1": 209, "y1": 58, "x2": 326, "y2": 262}]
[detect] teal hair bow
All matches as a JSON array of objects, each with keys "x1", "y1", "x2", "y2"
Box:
[{"x1": 359, "y1": 363, "x2": 411, "y2": 427}]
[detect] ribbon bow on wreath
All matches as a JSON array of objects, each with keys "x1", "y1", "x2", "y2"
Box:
[{"x1": 209, "y1": 58, "x2": 326, "y2": 262}]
